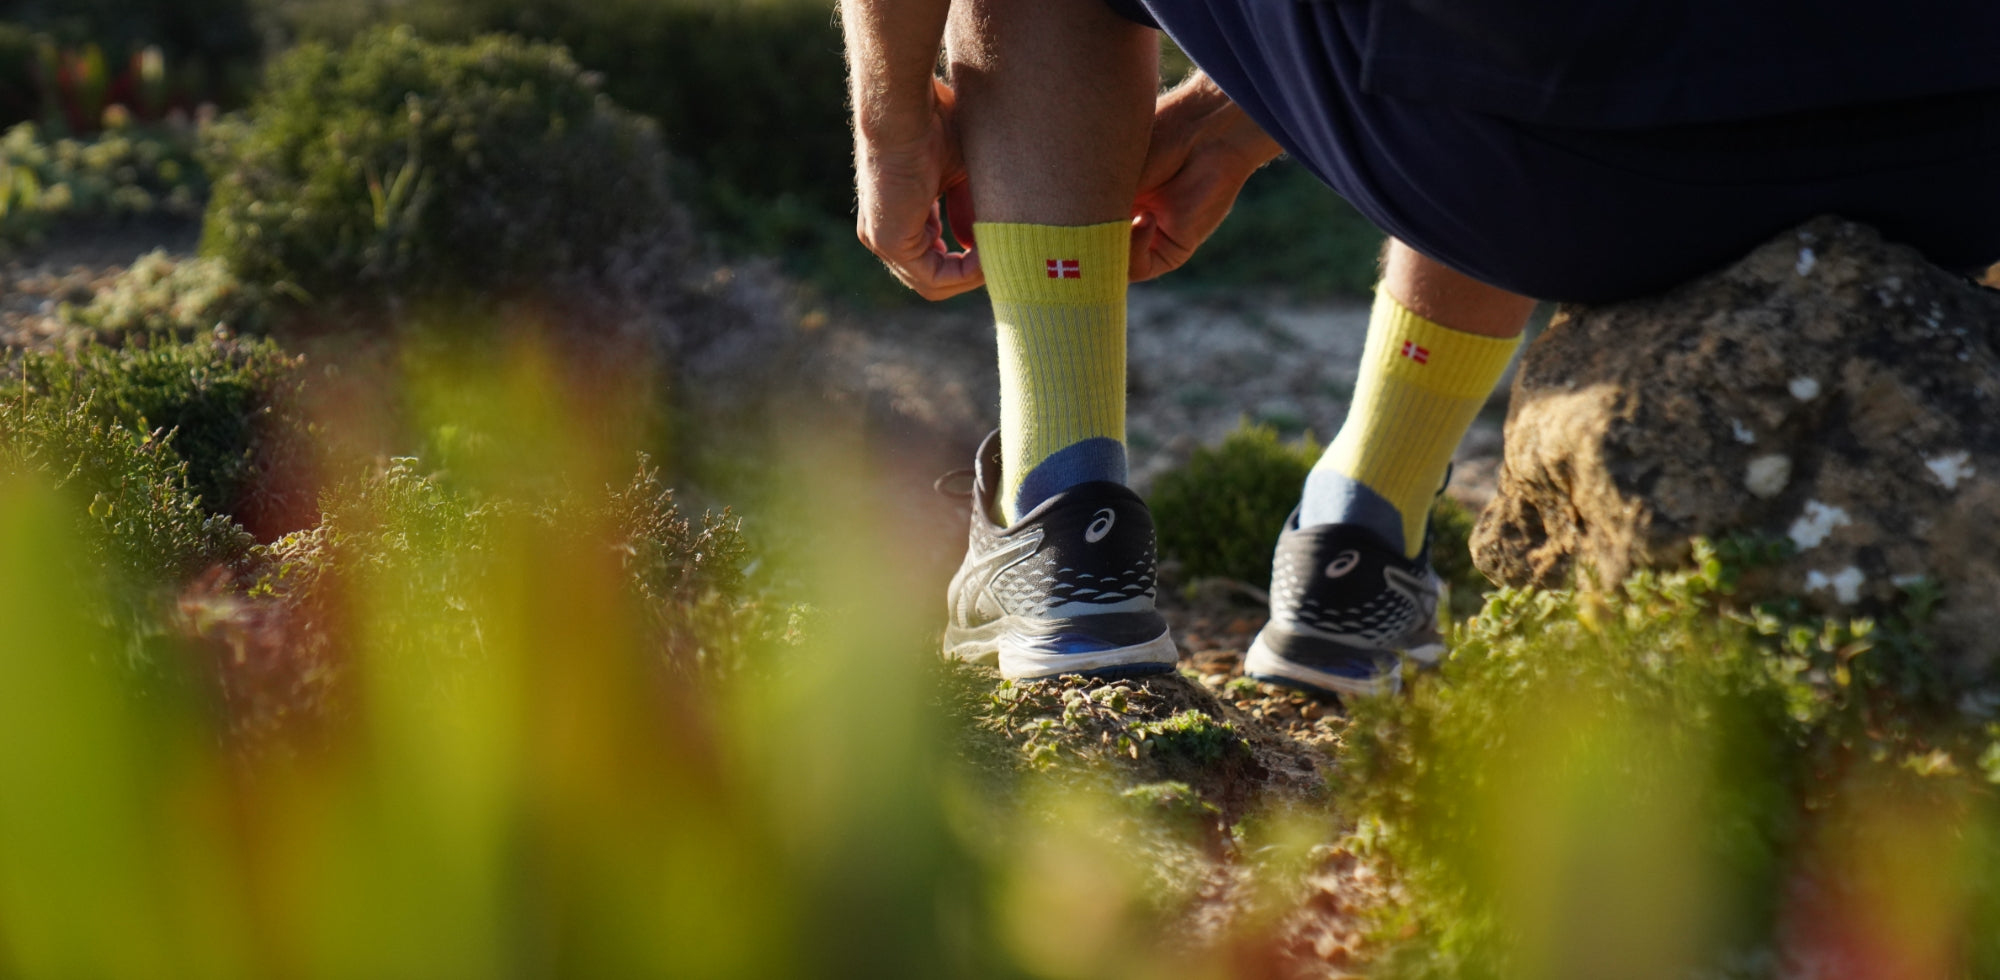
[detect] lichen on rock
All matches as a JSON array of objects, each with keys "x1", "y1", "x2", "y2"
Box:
[{"x1": 1471, "y1": 217, "x2": 2000, "y2": 672}]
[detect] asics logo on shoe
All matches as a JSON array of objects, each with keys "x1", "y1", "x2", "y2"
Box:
[
  {"x1": 1085, "y1": 508, "x2": 1116, "y2": 543},
  {"x1": 1324, "y1": 549, "x2": 1361, "y2": 579}
]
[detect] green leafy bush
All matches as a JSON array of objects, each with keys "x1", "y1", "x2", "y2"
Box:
[
  {"x1": 61, "y1": 250, "x2": 268, "y2": 334},
  {"x1": 1149, "y1": 423, "x2": 1320, "y2": 585},
  {"x1": 1428, "y1": 493, "x2": 1487, "y2": 618},
  {"x1": 1341, "y1": 548, "x2": 2000, "y2": 978},
  {"x1": 201, "y1": 27, "x2": 676, "y2": 301},
  {"x1": 15, "y1": 334, "x2": 313, "y2": 533},
  {"x1": 1, "y1": 350, "x2": 255, "y2": 663},
  {"x1": 598, "y1": 455, "x2": 777, "y2": 677},
  {"x1": 257, "y1": 453, "x2": 777, "y2": 686},
  {"x1": 0, "y1": 119, "x2": 206, "y2": 245},
  {"x1": 262, "y1": 0, "x2": 851, "y2": 267},
  {"x1": 1150, "y1": 421, "x2": 1491, "y2": 600},
  {"x1": 0, "y1": 372, "x2": 250, "y2": 583}
]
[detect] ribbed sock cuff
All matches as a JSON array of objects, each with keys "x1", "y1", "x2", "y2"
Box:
[
  {"x1": 1358, "y1": 288, "x2": 1523, "y2": 399},
  {"x1": 1303, "y1": 290, "x2": 1522, "y2": 555},
  {"x1": 975, "y1": 220, "x2": 1129, "y2": 306}
]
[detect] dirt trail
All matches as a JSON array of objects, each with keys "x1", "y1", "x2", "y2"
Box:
[
  {"x1": 950, "y1": 624, "x2": 1403, "y2": 978},
  {"x1": 0, "y1": 223, "x2": 202, "y2": 348}
]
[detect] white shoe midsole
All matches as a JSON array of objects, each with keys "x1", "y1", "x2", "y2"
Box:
[{"x1": 995, "y1": 630, "x2": 1178, "y2": 679}]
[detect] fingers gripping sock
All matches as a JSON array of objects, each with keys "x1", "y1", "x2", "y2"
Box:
[
  {"x1": 978, "y1": 220, "x2": 1131, "y2": 522},
  {"x1": 1299, "y1": 289, "x2": 1521, "y2": 557}
]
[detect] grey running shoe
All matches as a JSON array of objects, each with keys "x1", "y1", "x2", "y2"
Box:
[
  {"x1": 942, "y1": 431, "x2": 1178, "y2": 680},
  {"x1": 1243, "y1": 509, "x2": 1445, "y2": 698}
]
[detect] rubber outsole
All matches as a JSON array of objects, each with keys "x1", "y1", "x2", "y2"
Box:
[{"x1": 1242, "y1": 635, "x2": 1401, "y2": 698}]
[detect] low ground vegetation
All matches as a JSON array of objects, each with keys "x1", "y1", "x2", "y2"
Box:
[
  {"x1": 1, "y1": 119, "x2": 206, "y2": 247},
  {"x1": 4, "y1": 20, "x2": 1997, "y2": 980},
  {"x1": 1149, "y1": 422, "x2": 1485, "y2": 618},
  {"x1": 15, "y1": 273, "x2": 1997, "y2": 973}
]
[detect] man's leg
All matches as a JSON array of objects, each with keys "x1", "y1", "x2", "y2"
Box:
[
  {"x1": 1246, "y1": 242, "x2": 1534, "y2": 696},
  {"x1": 1297, "y1": 241, "x2": 1535, "y2": 555},
  {"x1": 946, "y1": 0, "x2": 1156, "y2": 521},
  {"x1": 937, "y1": 0, "x2": 1176, "y2": 680}
]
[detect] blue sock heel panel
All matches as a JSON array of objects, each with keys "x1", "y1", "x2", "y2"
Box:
[
  {"x1": 1296, "y1": 470, "x2": 1406, "y2": 554},
  {"x1": 1014, "y1": 437, "x2": 1128, "y2": 519}
]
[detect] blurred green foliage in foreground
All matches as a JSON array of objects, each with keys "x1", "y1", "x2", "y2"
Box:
[
  {"x1": 6, "y1": 326, "x2": 2000, "y2": 976},
  {"x1": 4, "y1": 4, "x2": 2000, "y2": 976}
]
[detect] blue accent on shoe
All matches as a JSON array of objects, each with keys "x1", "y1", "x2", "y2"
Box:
[
  {"x1": 1296, "y1": 469, "x2": 1405, "y2": 552},
  {"x1": 1013, "y1": 436, "x2": 1128, "y2": 519}
]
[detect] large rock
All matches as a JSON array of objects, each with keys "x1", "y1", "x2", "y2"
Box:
[{"x1": 1471, "y1": 217, "x2": 2000, "y2": 668}]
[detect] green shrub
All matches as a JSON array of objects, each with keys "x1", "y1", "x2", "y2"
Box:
[
  {"x1": 1149, "y1": 422, "x2": 1319, "y2": 585},
  {"x1": 0, "y1": 371, "x2": 251, "y2": 583},
  {"x1": 598, "y1": 455, "x2": 777, "y2": 677},
  {"x1": 1341, "y1": 548, "x2": 2000, "y2": 977},
  {"x1": 1, "y1": 351, "x2": 256, "y2": 662},
  {"x1": 15, "y1": 334, "x2": 312, "y2": 532},
  {"x1": 262, "y1": 0, "x2": 851, "y2": 257},
  {"x1": 259, "y1": 453, "x2": 777, "y2": 683},
  {"x1": 0, "y1": 119, "x2": 206, "y2": 246},
  {"x1": 1428, "y1": 493, "x2": 1487, "y2": 618},
  {"x1": 1150, "y1": 422, "x2": 1493, "y2": 598},
  {"x1": 201, "y1": 27, "x2": 675, "y2": 302},
  {"x1": 61, "y1": 250, "x2": 268, "y2": 334}
]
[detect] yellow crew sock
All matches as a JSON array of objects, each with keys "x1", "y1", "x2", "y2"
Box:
[
  {"x1": 1299, "y1": 288, "x2": 1522, "y2": 557},
  {"x1": 977, "y1": 220, "x2": 1130, "y2": 523}
]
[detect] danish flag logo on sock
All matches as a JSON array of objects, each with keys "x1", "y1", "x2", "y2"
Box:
[
  {"x1": 1046, "y1": 258, "x2": 1081, "y2": 279},
  {"x1": 1400, "y1": 340, "x2": 1431, "y2": 365}
]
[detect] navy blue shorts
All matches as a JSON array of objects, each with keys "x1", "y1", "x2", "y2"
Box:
[{"x1": 1105, "y1": 0, "x2": 2000, "y2": 302}]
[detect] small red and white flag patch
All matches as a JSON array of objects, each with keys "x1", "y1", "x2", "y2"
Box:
[
  {"x1": 1400, "y1": 340, "x2": 1431, "y2": 364},
  {"x1": 1046, "y1": 258, "x2": 1081, "y2": 279}
]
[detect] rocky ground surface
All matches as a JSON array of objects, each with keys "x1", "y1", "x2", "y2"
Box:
[
  {"x1": 1475, "y1": 217, "x2": 2000, "y2": 675},
  {"x1": 949, "y1": 647, "x2": 1402, "y2": 978},
  {"x1": 1, "y1": 224, "x2": 203, "y2": 348}
]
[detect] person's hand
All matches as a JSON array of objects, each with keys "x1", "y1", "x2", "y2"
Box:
[
  {"x1": 854, "y1": 76, "x2": 982, "y2": 300},
  {"x1": 1128, "y1": 73, "x2": 1283, "y2": 282}
]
